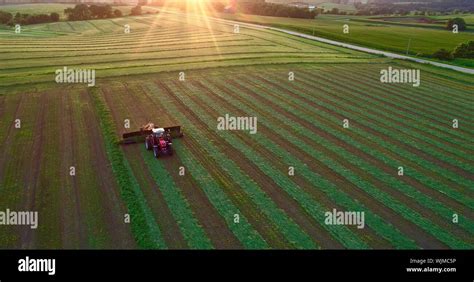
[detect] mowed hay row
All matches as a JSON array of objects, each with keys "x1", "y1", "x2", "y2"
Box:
[
  {"x1": 1, "y1": 8, "x2": 472, "y2": 250},
  {"x1": 244, "y1": 72, "x2": 472, "y2": 240},
  {"x1": 256, "y1": 68, "x2": 469, "y2": 192},
  {"x1": 1, "y1": 46, "x2": 314, "y2": 70},
  {"x1": 248, "y1": 71, "x2": 474, "y2": 237},
  {"x1": 99, "y1": 80, "x2": 283, "y2": 249},
  {"x1": 0, "y1": 13, "x2": 355, "y2": 87},
  {"x1": 163, "y1": 75, "x2": 416, "y2": 249},
  {"x1": 99, "y1": 82, "x2": 230, "y2": 249},
  {"x1": 0, "y1": 88, "x2": 135, "y2": 248},
  {"x1": 140, "y1": 66, "x2": 470, "y2": 249},
  {"x1": 228, "y1": 71, "x2": 472, "y2": 248},
  {"x1": 305, "y1": 66, "x2": 474, "y2": 150},
  {"x1": 145, "y1": 81, "x2": 317, "y2": 249},
  {"x1": 247, "y1": 69, "x2": 473, "y2": 243},
  {"x1": 289, "y1": 68, "x2": 474, "y2": 189}
]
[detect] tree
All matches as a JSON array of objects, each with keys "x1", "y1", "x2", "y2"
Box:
[
  {"x1": 89, "y1": 4, "x2": 113, "y2": 19},
  {"x1": 0, "y1": 11, "x2": 13, "y2": 24},
  {"x1": 114, "y1": 9, "x2": 123, "y2": 17},
  {"x1": 131, "y1": 5, "x2": 142, "y2": 16},
  {"x1": 50, "y1": 12, "x2": 60, "y2": 22},
  {"x1": 432, "y1": 49, "x2": 453, "y2": 60},
  {"x1": 64, "y1": 4, "x2": 91, "y2": 21},
  {"x1": 452, "y1": 41, "x2": 474, "y2": 58},
  {"x1": 446, "y1": 17, "x2": 466, "y2": 31}
]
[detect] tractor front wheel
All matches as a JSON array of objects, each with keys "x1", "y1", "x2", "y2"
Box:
[{"x1": 153, "y1": 147, "x2": 160, "y2": 158}]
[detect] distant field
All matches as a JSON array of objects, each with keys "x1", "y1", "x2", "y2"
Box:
[
  {"x1": 213, "y1": 13, "x2": 474, "y2": 68},
  {"x1": 432, "y1": 14, "x2": 474, "y2": 25},
  {"x1": 0, "y1": 3, "x2": 74, "y2": 15},
  {"x1": 0, "y1": 3, "x2": 157, "y2": 19},
  {"x1": 0, "y1": 9, "x2": 473, "y2": 249},
  {"x1": 318, "y1": 2, "x2": 356, "y2": 12}
]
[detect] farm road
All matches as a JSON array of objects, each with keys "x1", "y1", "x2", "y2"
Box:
[{"x1": 156, "y1": 8, "x2": 474, "y2": 75}]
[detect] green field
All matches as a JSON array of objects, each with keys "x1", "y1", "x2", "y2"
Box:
[
  {"x1": 431, "y1": 14, "x2": 474, "y2": 25},
  {"x1": 213, "y1": 13, "x2": 474, "y2": 68},
  {"x1": 0, "y1": 8, "x2": 473, "y2": 249},
  {"x1": 0, "y1": 3, "x2": 157, "y2": 19},
  {"x1": 318, "y1": 2, "x2": 357, "y2": 13}
]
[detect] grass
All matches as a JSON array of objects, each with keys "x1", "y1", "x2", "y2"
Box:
[
  {"x1": 140, "y1": 145, "x2": 213, "y2": 249},
  {"x1": 0, "y1": 8, "x2": 473, "y2": 249},
  {"x1": 213, "y1": 13, "x2": 474, "y2": 68},
  {"x1": 147, "y1": 81, "x2": 318, "y2": 249},
  {"x1": 0, "y1": 4, "x2": 157, "y2": 19},
  {"x1": 89, "y1": 87, "x2": 166, "y2": 249}
]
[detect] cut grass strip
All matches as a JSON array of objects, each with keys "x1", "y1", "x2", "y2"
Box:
[
  {"x1": 197, "y1": 79, "x2": 417, "y2": 249},
  {"x1": 227, "y1": 77, "x2": 471, "y2": 248},
  {"x1": 257, "y1": 74, "x2": 474, "y2": 235},
  {"x1": 282, "y1": 72, "x2": 474, "y2": 187},
  {"x1": 146, "y1": 82, "x2": 317, "y2": 249},
  {"x1": 89, "y1": 87, "x2": 165, "y2": 249},
  {"x1": 175, "y1": 140, "x2": 268, "y2": 249},
  {"x1": 163, "y1": 81, "x2": 369, "y2": 249},
  {"x1": 139, "y1": 146, "x2": 213, "y2": 249},
  {"x1": 303, "y1": 68, "x2": 474, "y2": 153}
]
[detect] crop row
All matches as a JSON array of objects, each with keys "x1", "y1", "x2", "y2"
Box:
[
  {"x1": 144, "y1": 80, "x2": 268, "y2": 249},
  {"x1": 172, "y1": 79, "x2": 405, "y2": 248},
  {"x1": 199, "y1": 78, "x2": 420, "y2": 249},
  {"x1": 310, "y1": 67, "x2": 474, "y2": 143},
  {"x1": 336, "y1": 63, "x2": 474, "y2": 108},
  {"x1": 333, "y1": 65, "x2": 474, "y2": 117},
  {"x1": 237, "y1": 76, "x2": 472, "y2": 243},
  {"x1": 146, "y1": 81, "x2": 317, "y2": 249},
  {"x1": 244, "y1": 72, "x2": 472, "y2": 220},
  {"x1": 273, "y1": 72, "x2": 474, "y2": 190},
  {"x1": 217, "y1": 77, "x2": 470, "y2": 248},
  {"x1": 89, "y1": 87, "x2": 166, "y2": 249},
  {"x1": 139, "y1": 145, "x2": 213, "y2": 249},
  {"x1": 174, "y1": 139, "x2": 269, "y2": 249}
]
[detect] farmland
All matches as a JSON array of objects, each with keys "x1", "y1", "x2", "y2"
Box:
[
  {"x1": 0, "y1": 3, "x2": 157, "y2": 19},
  {"x1": 0, "y1": 7, "x2": 473, "y2": 249},
  {"x1": 212, "y1": 13, "x2": 474, "y2": 67}
]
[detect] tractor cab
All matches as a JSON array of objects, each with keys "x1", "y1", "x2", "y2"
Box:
[
  {"x1": 152, "y1": 128, "x2": 165, "y2": 138},
  {"x1": 146, "y1": 128, "x2": 173, "y2": 157}
]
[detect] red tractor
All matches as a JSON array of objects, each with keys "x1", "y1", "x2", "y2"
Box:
[
  {"x1": 121, "y1": 123, "x2": 183, "y2": 159},
  {"x1": 145, "y1": 128, "x2": 173, "y2": 158}
]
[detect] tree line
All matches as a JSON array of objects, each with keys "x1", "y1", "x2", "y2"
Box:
[
  {"x1": 64, "y1": 4, "x2": 123, "y2": 21},
  {"x1": 0, "y1": 4, "x2": 149, "y2": 26},
  {"x1": 354, "y1": 0, "x2": 474, "y2": 16},
  {"x1": 0, "y1": 10, "x2": 60, "y2": 26},
  {"x1": 238, "y1": 2, "x2": 318, "y2": 19},
  {"x1": 433, "y1": 40, "x2": 474, "y2": 60}
]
